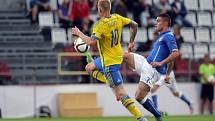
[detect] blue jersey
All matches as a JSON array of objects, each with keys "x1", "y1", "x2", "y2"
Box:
[{"x1": 147, "y1": 30, "x2": 178, "y2": 74}]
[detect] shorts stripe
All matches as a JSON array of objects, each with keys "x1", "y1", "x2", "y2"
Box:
[{"x1": 105, "y1": 67, "x2": 115, "y2": 88}]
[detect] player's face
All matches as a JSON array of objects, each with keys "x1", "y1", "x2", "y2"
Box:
[{"x1": 155, "y1": 17, "x2": 164, "y2": 32}]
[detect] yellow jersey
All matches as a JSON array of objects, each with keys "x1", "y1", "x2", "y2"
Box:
[{"x1": 91, "y1": 14, "x2": 131, "y2": 67}]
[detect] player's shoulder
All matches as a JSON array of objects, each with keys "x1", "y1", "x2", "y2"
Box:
[
  {"x1": 93, "y1": 18, "x2": 104, "y2": 29},
  {"x1": 163, "y1": 31, "x2": 175, "y2": 40}
]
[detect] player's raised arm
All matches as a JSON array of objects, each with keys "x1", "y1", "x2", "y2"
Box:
[
  {"x1": 128, "y1": 21, "x2": 138, "y2": 52},
  {"x1": 72, "y1": 26, "x2": 97, "y2": 46}
]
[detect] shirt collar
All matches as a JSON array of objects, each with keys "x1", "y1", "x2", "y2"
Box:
[{"x1": 159, "y1": 30, "x2": 171, "y2": 36}]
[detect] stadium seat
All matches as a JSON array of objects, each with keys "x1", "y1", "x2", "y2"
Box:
[
  {"x1": 153, "y1": 0, "x2": 174, "y2": 4},
  {"x1": 147, "y1": 27, "x2": 155, "y2": 40},
  {"x1": 197, "y1": 11, "x2": 212, "y2": 27},
  {"x1": 148, "y1": 0, "x2": 153, "y2": 5},
  {"x1": 211, "y1": 28, "x2": 215, "y2": 42},
  {"x1": 213, "y1": 12, "x2": 215, "y2": 27},
  {"x1": 180, "y1": 28, "x2": 195, "y2": 43},
  {"x1": 67, "y1": 28, "x2": 73, "y2": 43},
  {"x1": 195, "y1": 27, "x2": 210, "y2": 43},
  {"x1": 50, "y1": 0, "x2": 57, "y2": 10},
  {"x1": 90, "y1": 14, "x2": 98, "y2": 23},
  {"x1": 184, "y1": 0, "x2": 199, "y2": 10},
  {"x1": 199, "y1": 0, "x2": 214, "y2": 10},
  {"x1": 136, "y1": 28, "x2": 147, "y2": 42},
  {"x1": 180, "y1": 43, "x2": 193, "y2": 59},
  {"x1": 185, "y1": 12, "x2": 197, "y2": 26},
  {"x1": 39, "y1": 12, "x2": 54, "y2": 27},
  {"x1": 51, "y1": 28, "x2": 67, "y2": 44},
  {"x1": 123, "y1": 28, "x2": 147, "y2": 43},
  {"x1": 193, "y1": 43, "x2": 208, "y2": 60},
  {"x1": 209, "y1": 44, "x2": 215, "y2": 60},
  {"x1": 122, "y1": 28, "x2": 130, "y2": 43},
  {"x1": 174, "y1": 57, "x2": 189, "y2": 77}
]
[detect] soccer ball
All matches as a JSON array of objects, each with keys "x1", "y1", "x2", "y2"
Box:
[{"x1": 74, "y1": 37, "x2": 90, "y2": 53}]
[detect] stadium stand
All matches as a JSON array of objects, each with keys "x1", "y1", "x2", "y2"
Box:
[{"x1": 195, "y1": 27, "x2": 211, "y2": 43}]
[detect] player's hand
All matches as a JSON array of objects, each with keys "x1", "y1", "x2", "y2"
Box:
[
  {"x1": 151, "y1": 61, "x2": 162, "y2": 68},
  {"x1": 128, "y1": 42, "x2": 135, "y2": 52},
  {"x1": 165, "y1": 74, "x2": 170, "y2": 84},
  {"x1": 72, "y1": 26, "x2": 81, "y2": 36}
]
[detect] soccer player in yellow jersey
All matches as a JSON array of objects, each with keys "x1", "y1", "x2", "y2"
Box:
[{"x1": 72, "y1": 0, "x2": 147, "y2": 121}]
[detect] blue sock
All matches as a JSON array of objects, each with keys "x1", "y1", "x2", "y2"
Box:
[
  {"x1": 180, "y1": 94, "x2": 191, "y2": 106},
  {"x1": 141, "y1": 98, "x2": 161, "y2": 118},
  {"x1": 152, "y1": 95, "x2": 158, "y2": 109}
]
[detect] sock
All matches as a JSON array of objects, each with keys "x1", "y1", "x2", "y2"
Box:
[
  {"x1": 85, "y1": 52, "x2": 93, "y2": 63},
  {"x1": 140, "y1": 97, "x2": 161, "y2": 118},
  {"x1": 121, "y1": 95, "x2": 143, "y2": 120},
  {"x1": 152, "y1": 95, "x2": 158, "y2": 109},
  {"x1": 179, "y1": 93, "x2": 191, "y2": 106},
  {"x1": 92, "y1": 70, "x2": 107, "y2": 83}
]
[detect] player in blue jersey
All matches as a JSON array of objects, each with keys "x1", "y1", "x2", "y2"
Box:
[{"x1": 124, "y1": 13, "x2": 180, "y2": 121}]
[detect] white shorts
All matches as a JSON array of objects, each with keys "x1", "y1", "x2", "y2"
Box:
[
  {"x1": 132, "y1": 53, "x2": 161, "y2": 87},
  {"x1": 154, "y1": 71, "x2": 179, "y2": 93}
]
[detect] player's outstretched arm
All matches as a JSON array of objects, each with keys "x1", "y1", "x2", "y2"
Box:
[
  {"x1": 128, "y1": 21, "x2": 138, "y2": 52},
  {"x1": 72, "y1": 26, "x2": 97, "y2": 46},
  {"x1": 151, "y1": 51, "x2": 179, "y2": 68}
]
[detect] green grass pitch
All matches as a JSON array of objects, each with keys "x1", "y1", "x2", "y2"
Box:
[{"x1": 0, "y1": 115, "x2": 215, "y2": 121}]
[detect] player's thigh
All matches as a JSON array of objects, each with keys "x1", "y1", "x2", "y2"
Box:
[{"x1": 104, "y1": 65, "x2": 123, "y2": 88}]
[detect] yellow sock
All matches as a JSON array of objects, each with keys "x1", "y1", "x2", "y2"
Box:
[
  {"x1": 121, "y1": 95, "x2": 143, "y2": 120},
  {"x1": 92, "y1": 70, "x2": 107, "y2": 83}
]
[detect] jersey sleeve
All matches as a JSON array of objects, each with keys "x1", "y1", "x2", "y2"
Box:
[
  {"x1": 116, "y1": 14, "x2": 132, "y2": 26},
  {"x1": 91, "y1": 23, "x2": 102, "y2": 41},
  {"x1": 164, "y1": 35, "x2": 178, "y2": 52}
]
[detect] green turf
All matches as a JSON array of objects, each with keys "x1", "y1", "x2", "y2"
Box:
[{"x1": 0, "y1": 115, "x2": 214, "y2": 121}]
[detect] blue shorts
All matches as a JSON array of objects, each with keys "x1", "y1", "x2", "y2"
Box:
[{"x1": 93, "y1": 57, "x2": 123, "y2": 87}]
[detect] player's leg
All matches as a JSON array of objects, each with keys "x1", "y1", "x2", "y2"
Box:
[
  {"x1": 106, "y1": 65, "x2": 147, "y2": 121},
  {"x1": 150, "y1": 85, "x2": 160, "y2": 109},
  {"x1": 135, "y1": 81, "x2": 162, "y2": 121},
  {"x1": 207, "y1": 85, "x2": 214, "y2": 114},
  {"x1": 200, "y1": 84, "x2": 207, "y2": 114},
  {"x1": 150, "y1": 75, "x2": 165, "y2": 110},
  {"x1": 167, "y1": 72, "x2": 193, "y2": 114},
  {"x1": 85, "y1": 57, "x2": 107, "y2": 83},
  {"x1": 208, "y1": 99, "x2": 213, "y2": 114},
  {"x1": 200, "y1": 98, "x2": 206, "y2": 114},
  {"x1": 124, "y1": 52, "x2": 162, "y2": 120}
]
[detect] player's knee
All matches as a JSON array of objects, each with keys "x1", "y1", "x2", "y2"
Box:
[
  {"x1": 150, "y1": 85, "x2": 159, "y2": 94},
  {"x1": 151, "y1": 88, "x2": 156, "y2": 93},
  {"x1": 122, "y1": 52, "x2": 129, "y2": 60},
  {"x1": 85, "y1": 63, "x2": 94, "y2": 73},
  {"x1": 173, "y1": 92, "x2": 179, "y2": 97}
]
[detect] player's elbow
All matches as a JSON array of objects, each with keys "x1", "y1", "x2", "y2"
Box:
[
  {"x1": 129, "y1": 21, "x2": 138, "y2": 30},
  {"x1": 89, "y1": 40, "x2": 97, "y2": 46},
  {"x1": 172, "y1": 51, "x2": 180, "y2": 59}
]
